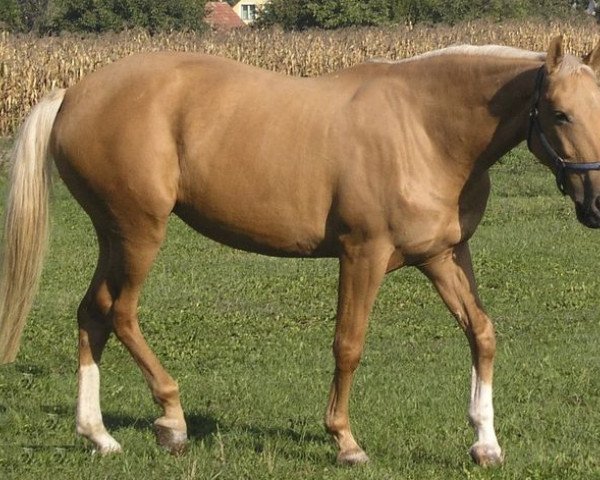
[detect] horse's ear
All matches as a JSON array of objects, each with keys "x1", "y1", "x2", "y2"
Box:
[
  {"x1": 546, "y1": 35, "x2": 564, "y2": 74},
  {"x1": 583, "y1": 40, "x2": 600, "y2": 76}
]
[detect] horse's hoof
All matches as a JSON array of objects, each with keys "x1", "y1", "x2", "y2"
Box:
[
  {"x1": 154, "y1": 421, "x2": 188, "y2": 455},
  {"x1": 94, "y1": 438, "x2": 123, "y2": 455},
  {"x1": 337, "y1": 448, "x2": 370, "y2": 465},
  {"x1": 469, "y1": 443, "x2": 503, "y2": 467},
  {"x1": 79, "y1": 429, "x2": 122, "y2": 455}
]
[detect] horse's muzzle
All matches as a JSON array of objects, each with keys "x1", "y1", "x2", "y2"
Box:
[{"x1": 575, "y1": 196, "x2": 600, "y2": 228}]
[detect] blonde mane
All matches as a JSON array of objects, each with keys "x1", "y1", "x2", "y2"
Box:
[
  {"x1": 370, "y1": 44, "x2": 546, "y2": 64},
  {"x1": 370, "y1": 44, "x2": 594, "y2": 76}
]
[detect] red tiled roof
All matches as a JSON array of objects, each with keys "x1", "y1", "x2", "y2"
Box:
[{"x1": 205, "y1": 2, "x2": 246, "y2": 30}]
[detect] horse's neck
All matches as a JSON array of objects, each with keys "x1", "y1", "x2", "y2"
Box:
[
  {"x1": 392, "y1": 56, "x2": 541, "y2": 175},
  {"x1": 472, "y1": 59, "x2": 541, "y2": 170}
]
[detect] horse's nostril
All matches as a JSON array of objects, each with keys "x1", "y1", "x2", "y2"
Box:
[
  {"x1": 593, "y1": 195, "x2": 600, "y2": 214},
  {"x1": 579, "y1": 195, "x2": 600, "y2": 228},
  {"x1": 574, "y1": 196, "x2": 600, "y2": 228}
]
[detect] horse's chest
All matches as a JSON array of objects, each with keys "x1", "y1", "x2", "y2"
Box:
[
  {"x1": 391, "y1": 207, "x2": 462, "y2": 261},
  {"x1": 391, "y1": 176, "x2": 490, "y2": 262}
]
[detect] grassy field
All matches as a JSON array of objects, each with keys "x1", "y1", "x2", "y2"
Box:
[{"x1": 0, "y1": 144, "x2": 600, "y2": 479}]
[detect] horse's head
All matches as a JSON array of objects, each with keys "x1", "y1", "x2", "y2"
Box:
[{"x1": 528, "y1": 36, "x2": 600, "y2": 228}]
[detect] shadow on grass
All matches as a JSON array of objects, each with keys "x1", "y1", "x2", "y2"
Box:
[
  {"x1": 98, "y1": 411, "x2": 219, "y2": 439},
  {"x1": 7, "y1": 405, "x2": 466, "y2": 467},
  {"x1": 14, "y1": 404, "x2": 468, "y2": 468},
  {"x1": 235, "y1": 423, "x2": 329, "y2": 446},
  {"x1": 101, "y1": 410, "x2": 331, "y2": 460}
]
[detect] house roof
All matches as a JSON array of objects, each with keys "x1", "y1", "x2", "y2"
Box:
[{"x1": 205, "y1": 2, "x2": 246, "y2": 30}]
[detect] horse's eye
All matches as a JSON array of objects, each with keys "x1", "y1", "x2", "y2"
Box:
[{"x1": 554, "y1": 111, "x2": 570, "y2": 125}]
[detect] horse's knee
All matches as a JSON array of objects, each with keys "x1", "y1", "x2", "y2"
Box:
[
  {"x1": 111, "y1": 310, "x2": 137, "y2": 344},
  {"x1": 78, "y1": 283, "x2": 113, "y2": 325},
  {"x1": 333, "y1": 339, "x2": 363, "y2": 372},
  {"x1": 153, "y1": 378, "x2": 180, "y2": 406},
  {"x1": 471, "y1": 319, "x2": 496, "y2": 361},
  {"x1": 325, "y1": 411, "x2": 346, "y2": 435}
]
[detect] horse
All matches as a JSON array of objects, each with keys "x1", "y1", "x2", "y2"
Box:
[{"x1": 1, "y1": 35, "x2": 600, "y2": 467}]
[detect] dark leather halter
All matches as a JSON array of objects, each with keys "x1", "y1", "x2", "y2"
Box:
[{"x1": 526, "y1": 66, "x2": 600, "y2": 195}]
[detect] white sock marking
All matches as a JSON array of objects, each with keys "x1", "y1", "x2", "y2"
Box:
[
  {"x1": 77, "y1": 364, "x2": 122, "y2": 453},
  {"x1": 469, "y1": 367, "x2": 500, "y2": 448}
]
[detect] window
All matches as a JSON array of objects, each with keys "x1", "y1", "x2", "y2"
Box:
[{"x1": 241, "y1": 4, "x2": 256, "y2": 21}]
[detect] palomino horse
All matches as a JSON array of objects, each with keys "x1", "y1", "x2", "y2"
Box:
[{"x1": 1, "y1": 36, "x2": 600, "y2": 467}]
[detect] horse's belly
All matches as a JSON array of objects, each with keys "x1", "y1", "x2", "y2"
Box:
[
  {"x1": 173, "y1": 194, "x2": 335, "y2": 258},
  {"x1": 175, "y1": 135, "x2": 339, "y2": 256}
]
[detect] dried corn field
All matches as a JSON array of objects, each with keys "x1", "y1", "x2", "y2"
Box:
[{"x1": 1, "y1": 19, "x2": 598, "y2": 136}]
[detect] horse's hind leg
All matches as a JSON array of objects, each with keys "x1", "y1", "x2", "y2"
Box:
[
  {"x1": 76, "y1": 229, "x2": 122, "y2": 453},
  {"x1": 107, "y1": 220, "x2": 187, "y2": 453},
  {"x1": 76, "y1": 215, "x2": 186, "y2": 454},
  {"x1": 419, "y1": 242, "x2": 503, "y2": 467}
]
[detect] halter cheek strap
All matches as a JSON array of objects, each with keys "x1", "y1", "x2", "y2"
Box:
[{"x1": 526, "y1": 66, "x2": 600, "y2": 195}]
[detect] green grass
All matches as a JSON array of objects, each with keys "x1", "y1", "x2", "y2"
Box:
[{"x1": 1, "y1": 146, "x2": 600, "y2": 479}]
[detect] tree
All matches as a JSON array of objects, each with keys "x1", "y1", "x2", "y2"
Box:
[
  {"x1": 1, "y1": 0, "x2": 207, "y2": 34},
  {"x1": 257, "y1": 0, "x2": 318, "y2": 30},
  {"x1": 260, "y1": 0, "x2": 578, "y2": 30},
  {"x1": 308, "y1": 0, "x2": 390, "y2": 28},
  {"x1": 0, "y1": 0, "x2": 24, "y2": 30},
  {"x1": 0, "y1": 0, "x2": 584, "y2": 33},
  {"x1": 258, "y1": 0, "x2": 390, "y2": 29}
]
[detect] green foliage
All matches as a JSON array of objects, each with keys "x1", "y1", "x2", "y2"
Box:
[
  {"x1": 0, "y1": 0, "x2": 587, "y2": 33},
  {"x1": 390, "y1": 0, "x2": 572, "y2": 24},
  {"x1": 261, "y1": 0, "x2": 579, "y2": 30},
  {"x1": 309, "y1": 0, "x2": 391, "y2": 29},
  {"x1": 0, "y1": 0, "x2": 49, "y2": 31},
  {"x1": 258, "y1": 0, "x2": 391, "y2": 30},
  {"x1": 0, "y1": 0, "x2": 23, "y2": 30},
  {"x1": 257, "y1": 0, "x2": 318, "y2": 30},
  {"x1": 2, "y1": 0, "x2": 207, "y2": 34},
  {"x1": 47, "y1": 0, "x2": 122, "y2": 33}
]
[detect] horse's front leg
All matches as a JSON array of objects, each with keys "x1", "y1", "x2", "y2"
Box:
[
  {"x1": 420, "y1": 242, "x2": 503, "y2": 467},
  {"x1": 325, "y1": 239, "x2": 393, "y2": 465}
]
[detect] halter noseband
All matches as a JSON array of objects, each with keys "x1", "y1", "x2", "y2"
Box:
[{"x1": 526, "y1": 66, "x2": 600, "y2": 195}]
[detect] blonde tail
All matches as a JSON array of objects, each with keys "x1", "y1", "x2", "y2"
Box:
[{"x1": 0, "y1": 89, "x2": 66, "y2": 363}]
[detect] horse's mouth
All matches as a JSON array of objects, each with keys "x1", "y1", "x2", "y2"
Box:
[{"x1": 575, "y1": 203, "x2": 600, "y2": 228}]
